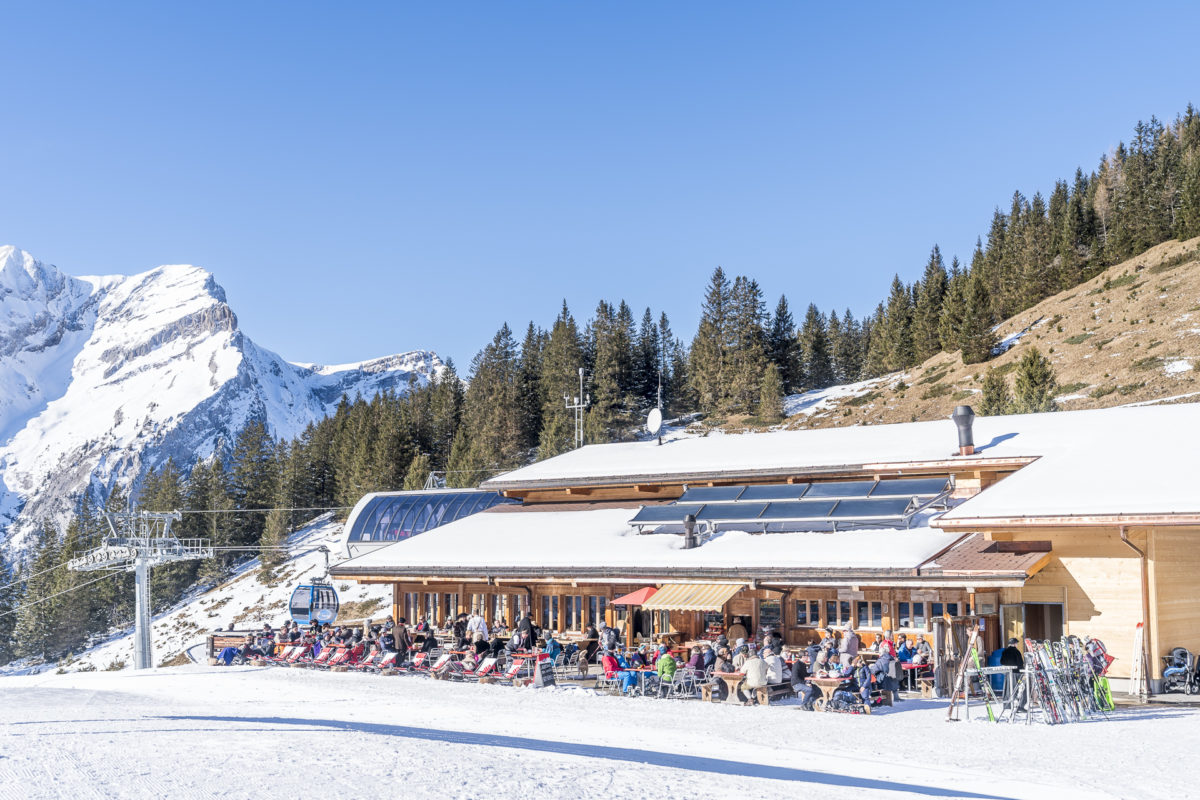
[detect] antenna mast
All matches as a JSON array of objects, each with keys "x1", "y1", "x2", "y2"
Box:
[{"x1": 564, "y1": 367, "x2": 590, "y2": 449}]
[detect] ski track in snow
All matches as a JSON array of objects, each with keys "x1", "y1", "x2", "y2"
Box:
[{"x1": 2, "y1": 665, "x2": 1184, "y2": 800}]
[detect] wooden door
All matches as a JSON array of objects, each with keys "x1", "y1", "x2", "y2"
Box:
[{"x1": 1001, "y1": 604, "x2": 1024, "y2": 645}]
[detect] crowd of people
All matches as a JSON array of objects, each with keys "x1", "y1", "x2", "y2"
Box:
[{"x1": 219, "y1": 612, "x2": 936, "y2": 713}]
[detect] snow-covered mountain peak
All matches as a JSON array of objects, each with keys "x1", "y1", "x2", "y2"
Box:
[{"x1": 0, "y1": 247, "x2": 444, "y2": 552}]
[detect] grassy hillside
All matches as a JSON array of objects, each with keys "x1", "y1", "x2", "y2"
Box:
[
  {"x1": 681, "y1": 237, "x2": 1200, "y2": 435},
  {"x1": 788, "y1": 236, "x2": 1200, "y2": 429}
]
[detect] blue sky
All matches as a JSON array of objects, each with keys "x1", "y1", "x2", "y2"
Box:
[{"x1": 2, "y1": 2, "x2": 1198, "y2": 368}]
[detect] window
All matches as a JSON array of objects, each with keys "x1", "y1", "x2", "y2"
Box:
[
  {"x1": 492, "y1": 594, "x2": 506, "y2": 626},
  {"x1": 899, "y1": 602, "x2": 927, "y2": 629},
  {"x1": 825, "y1": 600, "x2": 852, "y2": 627},
  {"x1": 857, "y1": 601, "x2": 869, "y2": 629},
  {"x1": 948, "y1": 602, "x2": 960, "y2": 617},
  {"x1": 566, "y1": 596, "x2": 583, "y2": 631},
  {"x1": 759, "y1": 600, "x2": 782, "y2": 630},
  {"x1": 794, "y1": 600, "x2": 819, "y2": 626},
  {"x1": 541, "y1": 596, "x2": 559, "y2": 630},
  {"x1": 655, "y1": 610, "x2": 671, "y2": 634},
  {"x1": 869, "y1": 601, "x2": 882, "y2": 627},
  {"x1": 588, "y1": 596, "x2": 607, "y2": 628},
  {"x1": 425, "y1": 593, "x2": 439, "y2": 624},
  {"x1": 930, "y1": 602, "x2": 959, "y2": 619}
]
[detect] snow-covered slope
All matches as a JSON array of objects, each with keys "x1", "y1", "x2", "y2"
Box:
[
  {"x1": 47, "y1": 514, "x2": 391, "y2": 672},
  {"x1": 0, "y1": 246, "x2": 444, "y2": 550}
]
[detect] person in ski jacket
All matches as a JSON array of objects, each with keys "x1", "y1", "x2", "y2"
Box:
[
  {"x1": 761, "y1": 646, "x2": 787, "y2": 684},
  {"x1": 873, "y1": 650, "x2": 900, "y2": 697},
  {"x1": 684, "y1": 645, "x2": 705, "y2": 673},
  {"x1": 896, "y1": 634, "x2": 914, "y2": 662},
  {"x1": 740, "y1": 650, "x2": 769, "y2": 702},
  {"x1": 544, "y1": 633, "x2": 563, "y2": 664},
  {"x1": 840, "y1": 625, "x2": 859, "y2": 658},
  {"x1": 599, "y1": 624, "x2": 619, "y2": 652}
]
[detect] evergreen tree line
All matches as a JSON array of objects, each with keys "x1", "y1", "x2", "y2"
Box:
[{"x1": 2, "y1": 108, "x2": 1196, "y2": 665}]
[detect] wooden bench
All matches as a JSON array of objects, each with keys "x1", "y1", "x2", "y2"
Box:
[
  {"x1": 917, "y1": 676, "x2": 936, "y2": 699},
  {"x1": 207, "y1": 633, "x2": 253, "y2": 665},
  {"x1": 753, "y1": 683, "x2": 794, "y2": 706}
]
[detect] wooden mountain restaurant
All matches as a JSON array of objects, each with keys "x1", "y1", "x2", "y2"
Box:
[{"x1": 330, "y1": 403, "x2": 1200, "y2": 691}]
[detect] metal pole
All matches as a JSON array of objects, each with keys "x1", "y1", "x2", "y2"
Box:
[{"x1": 134, "y1": 558, "x2": 152, "y2": 669}]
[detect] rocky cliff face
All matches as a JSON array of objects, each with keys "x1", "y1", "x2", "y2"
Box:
[{"x1": 0, "y1": 246, "x2": 443, "y2": 550}]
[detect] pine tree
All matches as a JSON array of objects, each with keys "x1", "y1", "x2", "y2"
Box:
[
  {"x1": 15, "y1": 520, "x2": 62, "y2": 660},
  {"x1": 938, "y1": 262, "x2": 967, "y2": 353},
  {"x1": 1012, "y1": 348, "x2": 1059, "y2": 413},
  {"x1": 516, "y1": 322, "x2": 545, "y2": 452},
  {"x1": 766, "y1": 296, "x2": 800, "y2": 393},
  {"x1": 913, "y1": 245, "x2": 949, "y2": 362},
  {"x1": 403, "y1": 452, "x2": 432, "y2": 490},
  {"x1": 979, "y1": 367, "x2": 1013, "y2": 416},
  {"x1": 0, "y1": 552, "x2": 19, "y2": 665},
  {"x1": 959, "y1": 273, "x2": 998, "y2": 365},
  {"x1": 428, "y1": 361, "x2": 464, "y2": 469},
  {"x1": 725, "y1": 276, "x2": 767, "y2": 411},
  {"x1": 689, "y1": 267, "x2": 732, "y2": 413},
  {"x1": 457, "y1": 323, "x2": 522, "y2": 477},
  {"x1": 756, "y1": 363, "x2": 784, "y2": 423},
  {"x1": 663, "y1": 313, "x2": 694, "y2": 416},
  {"x1": 831, "y1": 309, "x2": 863, "y2": 382},
  {"x1": 633, "y1": 308, "x2": 661, "y2": 409},
  {"x1": 797, "y1": 303, "x2": 834, "y2": 389},
  {"x1": 882, "y1": 275, "x2": 915, "y2": 371},
  {"x1": 537, "y1": 303, "x2": 586, "y2": 460},
  {"x1": 228, "y1": 419, "x2": 279, "y2": 547}
]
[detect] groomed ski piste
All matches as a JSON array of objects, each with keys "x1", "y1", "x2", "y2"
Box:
[
  {"x1": 1, "y1": 661, "x2": 1195, "y2": 799},
  {"x1": 2, "y1": 519, "x2": 1193, "y2": 799}
]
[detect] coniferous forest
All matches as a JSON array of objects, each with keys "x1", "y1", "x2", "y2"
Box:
[{"x1": 3, "y1": 107, "x2": 1200, "y2": 665}]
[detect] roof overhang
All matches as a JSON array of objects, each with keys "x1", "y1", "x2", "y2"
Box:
[
  {"x1": 484, "y1": 456, "x2": 1036, "y2": 494},
  {"x1": 938, "y1": 513, "x2": 1200, "y2": 529}
]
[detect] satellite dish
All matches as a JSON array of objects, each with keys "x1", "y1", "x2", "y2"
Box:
[{"x1": 646, "y1": 407, "x2": 663, "y2": 436}]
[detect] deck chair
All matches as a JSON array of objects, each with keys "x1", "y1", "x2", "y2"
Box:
[
  {"x1": 283, "y1": 645, "x2": 310, "y2": 665},
  {"x1": 428, "y1": 653, "x2": 453, "y2": 676},
  {"x1": 353, "y1": 651, "x2": 382, "y2": 671},
  {"x1": 499, "y1": 658, "x2": 527, "y2": 684},
  {"x1": 321, "y1": 647, "x2": 351, "y2": 669},
  {"x1": 372, "y1": 652, "x2": 398, "y2": 672},
  {"x1": 267, "y1": 645, "x2": 298, "y2": 664},
  {"x1": 463, "y1": 657, "x2": 498, "y2": 681},
  {"x1": 306, "y1": 647, "x2": 336, "y2": 668},
  {"x1": 403, "y1": 652, "x2": 428, "y2": 672}
]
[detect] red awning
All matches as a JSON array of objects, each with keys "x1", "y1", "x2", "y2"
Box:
[{"x1": 611, "y1": 586, "x2": 658, "y2": 606}]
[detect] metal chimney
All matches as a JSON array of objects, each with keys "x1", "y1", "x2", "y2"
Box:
[
  {"x1": 952, "y1": 405, "x2": 975, "y2": 456},
  {"x1": 683, "y1": 514, "x2": 698, "y2": 549}
]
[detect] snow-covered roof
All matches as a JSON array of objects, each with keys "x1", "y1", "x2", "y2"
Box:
[
  {"x1": 483, "y1": 403, "x2": 1200, "y2": 522},
  {"x1": 331, "y1": 505, "x2": 981, "y2": 582},
  {"x1": 942, "y1": 403, "x2": 1200, "y2": 522}
]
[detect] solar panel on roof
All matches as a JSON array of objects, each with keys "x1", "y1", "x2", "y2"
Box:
[
  {"x1": 738, "y1": 484, "x2": 810, "y2": 502},
  {"x1": 678, "y1": 486, "x2": 745, "y2": 503},
  {"x1": 870, "y1": 477, "x2": 950, "y2": 497},
  {"x1": 695, "y1": 502, "x2": 768, "y2": 522},
  {"x1": 803, "y1": 480, "x2": 878, "y2": 499},
  {"x1": 628, "y1": 504, "x2": 706, "y2": 524},
  {"x1": 758, "y1": 500, "x2": 838, "y2": 520},
  {"x1": 829, "y1": 497, "x2": 913, "y2": 519}
]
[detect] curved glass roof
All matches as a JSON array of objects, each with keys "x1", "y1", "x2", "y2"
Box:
[{"x1": 347, "y1": 491, "x2": 517, "y2": 544}]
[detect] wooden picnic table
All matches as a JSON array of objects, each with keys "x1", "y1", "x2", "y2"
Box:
[
  {"x1": 806, "y1": 676, "x2": 850, "y2": 712},
  {"x1": 713, "y1": 670, "x2": 746, "y2": 706}
]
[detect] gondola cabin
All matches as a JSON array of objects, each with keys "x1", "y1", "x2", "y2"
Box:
[{"x1": 289, "y1": 582, "x2": 340, "y2": 625}]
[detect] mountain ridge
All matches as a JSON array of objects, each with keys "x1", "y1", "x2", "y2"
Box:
[{"x1": 0, "y1": 246, "x2": 443, "y2": 550}]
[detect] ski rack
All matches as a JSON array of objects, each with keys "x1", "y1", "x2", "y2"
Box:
[{"x1": 1016, "y1": 636, "x2": 1115, "y2": 725}]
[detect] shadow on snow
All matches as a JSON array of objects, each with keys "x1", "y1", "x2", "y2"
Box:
[{"x1": 161, "y1": 714, "x2": 1015, "y2": 799}]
